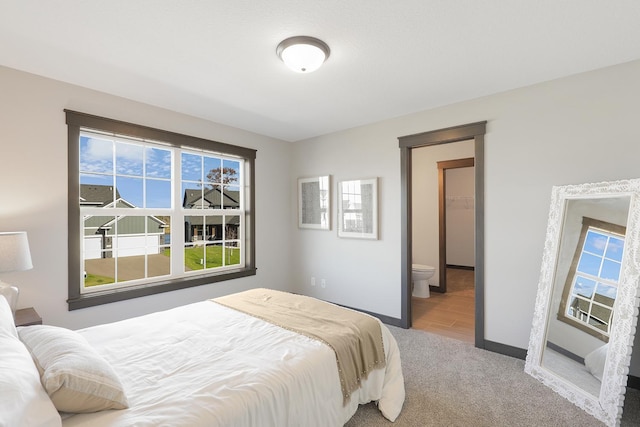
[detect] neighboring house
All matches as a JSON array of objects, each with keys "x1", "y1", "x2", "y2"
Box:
[
  {"x1": 81, "y1": 184, "x2": 167, "y2": 259},
  {"x1": 183, "y1": 188, "x2": 240, "y2": 242},
  {"x1": 569, "y1": 293, "x2": 615, "y2": 333}
]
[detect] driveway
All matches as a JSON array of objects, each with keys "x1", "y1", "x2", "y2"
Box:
[{"x1": 85, "y1": 253, "x2": 171, "y2": 281}]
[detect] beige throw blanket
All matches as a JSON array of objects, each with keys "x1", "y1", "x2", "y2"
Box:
[{"x1": 213, "y1": 288, "x2": 386, "y2": 404}]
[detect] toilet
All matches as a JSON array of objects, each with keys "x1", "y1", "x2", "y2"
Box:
[{"x1": 412, "y1": 264, "x2": 435, "y2": 298}]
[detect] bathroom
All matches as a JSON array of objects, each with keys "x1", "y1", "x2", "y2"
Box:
[{"x1": 411, "y1": 139, "x2": 476, "y2": 343}]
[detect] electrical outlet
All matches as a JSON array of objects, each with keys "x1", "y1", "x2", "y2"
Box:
[
  {"x1": 320, "y1": 279, "x2": 326, "y2": 288},
  {"x1": 311, "y1": 277, "x2": 316, "y2": 287}
]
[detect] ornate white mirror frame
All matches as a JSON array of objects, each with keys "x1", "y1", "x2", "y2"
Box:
[{"x1": 525, "y1": 179, "x2": 640, "y2": 427}]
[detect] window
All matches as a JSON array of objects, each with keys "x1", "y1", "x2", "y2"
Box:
[
  {"x1": 66, "y1": 111, "x2": 256, "y2": 310},
  {"x1": 557, "y1": 217, "x2": 625, "y2": 341}
]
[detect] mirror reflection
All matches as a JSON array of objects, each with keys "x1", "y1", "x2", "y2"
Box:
[
  {"x1": 542, "y1": 197, "x2": 630, "y2": 398},
  {"x1": 525, "y1": 178, "x2": 640, "y2": 427}
]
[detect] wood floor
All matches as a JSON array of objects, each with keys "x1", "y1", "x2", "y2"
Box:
[{"x1": 412, "y1": 267, "x2": 475, "y2": 344}]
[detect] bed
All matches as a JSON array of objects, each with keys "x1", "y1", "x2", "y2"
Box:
[{"x1": 1, "y1": 288, "x2": 405, "y2": 427}]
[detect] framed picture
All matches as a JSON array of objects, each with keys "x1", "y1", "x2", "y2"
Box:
[
  {"x1": 337, "y1": 177, "x2": 378, "y2": 239},
  {"x1": 298, "y1": 175, "x2": 331, "y2": 230}
]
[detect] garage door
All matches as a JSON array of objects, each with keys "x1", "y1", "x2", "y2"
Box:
[
  {"x1": 84, "y1": 235, "x2": 102, "y2": 260},
  {"x1": 114, "y1": 235, "x2": 160, "y2": 257}
]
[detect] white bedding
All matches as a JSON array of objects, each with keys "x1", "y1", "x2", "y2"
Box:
[{"x1": 61, "y1": 300, "x2": 405, "y2": 427}]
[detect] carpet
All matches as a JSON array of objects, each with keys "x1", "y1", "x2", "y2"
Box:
[{"x1": 345, "y1": 326, "x2": 640, "y2": 426}]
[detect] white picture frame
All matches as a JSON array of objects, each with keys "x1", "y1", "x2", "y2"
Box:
[
  {"x1": 337, "y1": 177, "x2": 378, "y2": 239},
  {"x1": 298, "y1": 175, "x2": 331, "y2": 230}
]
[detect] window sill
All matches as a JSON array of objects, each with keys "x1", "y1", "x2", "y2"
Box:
[{"x1": 67, "y1": 268, "x2": 256, "y2": 310}]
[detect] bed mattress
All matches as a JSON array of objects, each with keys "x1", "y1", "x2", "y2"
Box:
[{"x1": 61, "y1": 299, "x2": 404, "y2": 426}]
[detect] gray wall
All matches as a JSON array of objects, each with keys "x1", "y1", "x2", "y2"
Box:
[
  {"x1": 290, "y1": 59, "x2": 640, "y2": 354},
  {"x1": 445, "y1": 166, "x2": 475, "y2": 268}
]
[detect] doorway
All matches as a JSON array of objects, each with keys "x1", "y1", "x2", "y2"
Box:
[
  {"x1": 398, "y1": 121, "x2": 486, "y2": 349},
  {"x1": 412, "y1": 157, "x2": 475, "y2": 343}
]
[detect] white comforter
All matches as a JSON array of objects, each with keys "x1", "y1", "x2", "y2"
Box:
[{"x1": 62, "y1": 300, "x2": 405, "y2": 427}]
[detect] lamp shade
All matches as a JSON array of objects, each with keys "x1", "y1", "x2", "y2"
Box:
[
  {"x1": 277, "y1": 36, "x2": 330, "y2": 73},
  {"x1": 0, "y1": 232, "x2": 33, "y2": 273}
]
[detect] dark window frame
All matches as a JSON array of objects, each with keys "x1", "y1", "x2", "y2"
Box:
[{"x1": 66, "y1": 110, "x2": 256, "y2": 310}]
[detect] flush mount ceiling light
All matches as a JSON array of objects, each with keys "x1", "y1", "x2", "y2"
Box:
[{"x1": 276, "y1": 36, "x2": 330, "y2": 73}]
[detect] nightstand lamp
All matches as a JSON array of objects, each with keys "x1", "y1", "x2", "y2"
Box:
[{"x1": 0, "y1": 231, "x2": 33, "y2": 316}]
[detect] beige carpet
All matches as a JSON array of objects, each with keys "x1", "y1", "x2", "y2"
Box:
[{"x1": 345, "y1": 326, "x2": 640, "y2": 426}]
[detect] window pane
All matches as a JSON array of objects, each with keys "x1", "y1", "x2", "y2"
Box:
[
  {"x1": 225, "y1": 242, "x2": 241, "y2": 266},
  {"x1": 590, "y1": 306, "x2": 612, "y2": 332},
  {"x1": 182, "y1": 184, "x2": 205, "y2": 208},
  {"x1": 117, "y1": 255, "x2": 145, "y2": 281},
  {"x1": 84, "y1": 252, "x2": 115, "y2": 288},
  {"x1": 156, "y1": 216, "x2": 171, "y2": 245},
  {"x1": 568, "y1": 294, "x2": 588, "y2": 319},
  {"x1": 207, "y1": 185, "x2": 223, "y2": 209},
  {"x1": 185, "y1": 215, "x2": 204, "y2": 243},
  {"x1": 182, "y1": 153, "x2": 202, "y2": 182},
  {"x1": 222, "y1": 185, "x2": 240, "y2": 209},
  {"x1": 146, "y1": 179, "x2": 171, "y2": 208},
  {"x1": 115, "y1": 141, "x2": 144, "y2": 176},
  {"x1": 605, "y1": 236, "x2": 625, "y2": 262},
  {"x1": 83, "y1": 211, "x2": 116, "y2": 289},
  {"x1": 83, "y1": 214, "x2": 113, "y2": 250},
  {"x1": 577, "y1": 252, "x2": 601, "y2": 276},
  {"x1": 204, "y1": 156, "x2": 222, "y2": 184},
  {"x1": 116, "y1": 176, "x2": 143, "y2": 207},
  {"x1": 595, "y1": 282, "x2": 617, "y2": 303},
  {"x1": 205, "y1": 242, "x2": 223, "y2": 268},
  {"x1": 145, "y1": 146, "x2": 171, "y2": 179},
  {"x1": 184, "y1": 244, "x2": 204, "y2": 271},
  {"x1": 204, "y1": 215, "x2": 223, "y2": 240},
  {"x1": 80, "y1": 177, "x2": 117, "y2": 207},
  {"x1": 600, "y1": 259, "x2": 621, "y2": 282},
  {"x1": 583, "y1": 230, "x2": 607, "y2": 256},
  {"x1": 223, "y1": 159, "x2": 240, "y2": 185},
  {"x1": 573, "y1": 276, "x2": 596, "y2": 298},
  {"x1": 148, "y1": 252, "x2": 171, "y2": 279},
  {"x1": 225, "y1": 215, "x2": 240, "y2": 241},
  {"x1": 80, "y1": 135, "x2": 113, "y2": 174}
]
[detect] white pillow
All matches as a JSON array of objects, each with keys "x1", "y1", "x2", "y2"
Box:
[
  {"x1": 0, "y1": 332, "x2": 61, "y2": 427},
  {"x1": 584, "y1": 343, "x2": 609, "y2": 381},
  {"x1": 18, "y1": 325, "x2": 129, "y2": 413},
  {"x1": 0, "y1": 294, "x2": 18, "y2": 339}
]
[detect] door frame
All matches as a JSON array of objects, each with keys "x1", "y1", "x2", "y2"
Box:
[
  {"x1": 398, "y1": 121, "x2": 487, "y2": 349},
  {"x1": 436, "y1": 157, "x2": 475, "y2": 294}
]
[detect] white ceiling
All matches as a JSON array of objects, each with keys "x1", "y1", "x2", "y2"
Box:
[{"x1": 2, "y1": 1, "x2": 640, "y2": 142}]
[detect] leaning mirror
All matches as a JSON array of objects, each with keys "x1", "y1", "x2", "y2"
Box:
[{"x1": 525, "y1": 179, "x2": 640, "y2": 426}]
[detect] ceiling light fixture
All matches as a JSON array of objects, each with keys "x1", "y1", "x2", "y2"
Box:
[{"x1": 276, "y1": 36, "x2": 330, "y2": 73}]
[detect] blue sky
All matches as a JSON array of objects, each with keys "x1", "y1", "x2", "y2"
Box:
[
  {"x1": 79, "y1": 135, "x2": 239, "y2": 208},
  {"x1": 573, "y1": 229, "x2": 625, "y2": 300}
]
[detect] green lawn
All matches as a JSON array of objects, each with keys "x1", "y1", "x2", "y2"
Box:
[
  {"x1": 85, "y1": 273, "x2": 117, "y2": 288},
  {"x1": 180, "y1": 244, "x2": 241, "y2": 270}
]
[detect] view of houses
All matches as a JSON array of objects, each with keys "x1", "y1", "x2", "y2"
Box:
[{"x1": 81, "y1": 184, "x2": 241, "y2": 286}]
